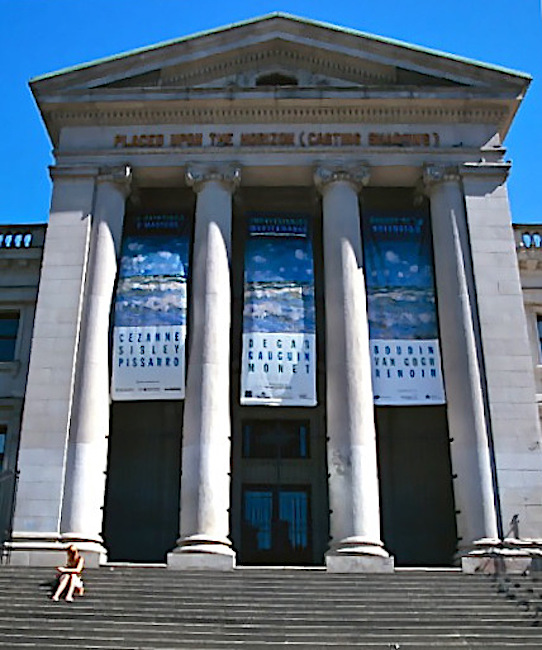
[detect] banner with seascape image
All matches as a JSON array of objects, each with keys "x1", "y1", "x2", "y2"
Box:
[
  {"x1": 111, "y1": 214, "x2": 190, "y2": 401},
  {"x1": 362, "y1": 209, "x2": 445, "y2": 405},
  {"x1": 241, "y1": 214, "x2": 317, "y2": 406}
]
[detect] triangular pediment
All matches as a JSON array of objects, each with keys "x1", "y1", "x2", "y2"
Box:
[
  {"x1": 30, "y1": 13, "x2": 529, "y2": 146},
  {"x1": 32, "y1": 13, "x2": 528, "y2": 94}
]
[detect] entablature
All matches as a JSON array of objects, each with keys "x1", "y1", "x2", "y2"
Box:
[{"x1": 41, "y1": 96, "x2": 510, "y2": 147}]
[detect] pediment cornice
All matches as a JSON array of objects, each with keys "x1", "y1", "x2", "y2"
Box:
[
  {"x1": 32, "y1": 14, "x2": 530, "y2": 92},
  {"x1": 32, "y1": 14, "x2": 530, "y2": 95}
]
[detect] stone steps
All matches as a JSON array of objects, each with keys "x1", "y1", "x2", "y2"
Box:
[
  {"x1": 0, "y1": 567, "x2": 541, "y2": 648},
  {"x1": 3, "y1": 610, "x2": 533, "y2": 623},
  {"x1": 1, "y1": 638, "x2": 542, "y2": 650}
]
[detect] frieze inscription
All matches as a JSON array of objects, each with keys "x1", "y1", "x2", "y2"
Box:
[{"x1": 113, "y1": 131, "x2": 441, "y2": 149}]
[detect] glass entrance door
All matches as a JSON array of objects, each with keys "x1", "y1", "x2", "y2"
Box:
[
  {"x1": 242, "y1": 485, "x2": 311, "y2": 565},
  {"x1": 232, "y1": 418, "x2": 328, "y2": 566}
]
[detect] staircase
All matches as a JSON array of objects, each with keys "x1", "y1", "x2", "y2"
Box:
[{"x1": 1, "y1": 566, "x2": 542, "y2": 648}]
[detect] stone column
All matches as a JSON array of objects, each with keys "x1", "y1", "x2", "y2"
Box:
[
  {"x1": 423, "y1": 164, "x2": 500, "y2": 571},
  {"x1": 60, "y1": 165, "x2": 132, "y2": 566},
  {"x1": 168, "y1": 165, "x2": 240, "y2": 570},
  {"x1": 315, "y1": 165, "x2": 393, "y2": 573}
]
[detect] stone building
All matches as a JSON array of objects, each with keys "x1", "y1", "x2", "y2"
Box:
[
  {"x1": 5, "y1": 13, "x2": 542, "y2": 572},
  {"x1": 0, "y1": 225, "x2": 45, "y2": 553},
  {"x1": 516, "y1": 226, "x2": 542, "y2": 413}
]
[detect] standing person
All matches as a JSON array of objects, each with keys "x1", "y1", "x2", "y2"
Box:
[{"x1": 52, "y1": 545, "x2": 85, "y2": 602}]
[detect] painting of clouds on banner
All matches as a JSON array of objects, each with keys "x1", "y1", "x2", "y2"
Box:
[
  {"x1": 241, "y1": 214, "x2": 317, "y2": 406},
  {"x1": 111, "y1": 214, "x2": 190, "y2": 401},
  {"x1": 362, "y1": 208, "x2": 445, "y2": 405}
]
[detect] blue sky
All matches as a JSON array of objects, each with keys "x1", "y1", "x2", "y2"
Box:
[{"x1": 2, "y1": 0, "x2": 541, "y2": 225}]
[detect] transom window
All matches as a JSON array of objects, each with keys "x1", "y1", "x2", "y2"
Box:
[
  {"x1": 0, "y1": 312, "x2": 19, "y2": 362},
  {"x1": 242, "y1": 420, "x2": 310, "y2": 459}
]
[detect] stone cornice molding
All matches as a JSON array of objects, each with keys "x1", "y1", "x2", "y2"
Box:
[
  {"x1": 185, "y1": 165, "x2": 241, "y2": 193},
  {"x1": 461, "y1": 161, "x2": 511, "y2": 183},
  {"x1": 314, "y1": 164, "x2": 370, "y2": 194},
  {"x1": 97, "y1": 164, "x2": 133, "y2": 197},
  {"x1": 49, "y1": 164, "x2": 99, "y2": 182},
  {"x1": 0, "y1": 260, "x2": 34, "y2": 277},
  {"x1": 42, "y1": 101, "x2": 509, "y2": 134},
  {"x1": 517, "y1": 252, "x2": 542, "y2": 273}
]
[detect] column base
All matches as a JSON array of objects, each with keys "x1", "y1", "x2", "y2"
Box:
[
  {"x1": 5, "y1": 532, "x2": 107, "y2": 567},
  {"x1": 460, "y1": 537, "x2": 542, "y2": 574},
  {"x1": 167, "y1": 534, "x2": 236, "y2": 571},
  {"x1": 326, "y1": 536, "x2": 394, "y2": 573}
]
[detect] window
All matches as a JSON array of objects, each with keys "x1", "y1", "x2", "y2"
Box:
[
  {"x1": 0, "y1": 312, "x2": 19, "y2": 362},
  {"x1": 242, "y1": 421, "x2": 310, "y2": 459},
  {"x1": 0, "y1": 425, "x2": 6, "y2": 469},
  {"x1": 241, "y1": 485, "x2": 311, "y2": 563}
]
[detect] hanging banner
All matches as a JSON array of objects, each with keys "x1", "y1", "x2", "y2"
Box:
[
  {"x1": 111, "y1": 214, "x2": 190, "y2": 401},
  {"x1": 241, "y1": 215, "x2": 317, "y2": 406},
  {"x1": 362, "y1": 212, "x2": 445, "y2": 405}
]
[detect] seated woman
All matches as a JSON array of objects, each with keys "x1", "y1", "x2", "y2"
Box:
[{"x1": 52, "y1": 544, "x2": 85, "y2": 602}]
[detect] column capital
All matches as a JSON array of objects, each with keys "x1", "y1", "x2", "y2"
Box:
[
  {"x1": 314, "y1": 164, "x2": 370, "y2": 194},
  {"x1": 422, "y1": 164, "x2": 461, "y2": 191},
  {"x1": 185, "y1": 165, "x2": 241, "y2": 193},
  {"x1": 96, "y1": 165, "x2": 132, "y2": 197}
]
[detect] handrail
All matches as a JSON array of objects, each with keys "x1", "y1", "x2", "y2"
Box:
[
  {"x1": 504, "y1": 514, "x2": 520, "y2": 540},
  {"x1": 472, "y1": 514, "x2": 521, "y2": 575}
]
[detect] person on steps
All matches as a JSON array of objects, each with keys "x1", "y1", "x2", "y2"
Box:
[{"x1": 51, "y1": 544, "x2": 85, "y2": 602}]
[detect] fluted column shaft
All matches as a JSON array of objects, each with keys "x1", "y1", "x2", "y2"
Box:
[
  {"x1": 168, "y1": 166, "x2": 240, "y2": 570},
  {"x1": 61, "y1": 166, "x2": 131, "y2": 561},
  {"x1": 424, "y1": 165, "x2": 499, "y2": 558},
  {"x1": 316, "y1": 166, "x2": 393, "y2": 573}
]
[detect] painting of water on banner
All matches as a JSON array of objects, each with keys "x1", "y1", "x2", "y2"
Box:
[
  {"x1": 241, "y1": 214, "x2": 317, "y2": 406},
  {"x1": 362, "y1": 210, "x2": 445, "y2": 405},
  {"x1": 111, "y1": 214, "x2": 190, "y2": 401}
]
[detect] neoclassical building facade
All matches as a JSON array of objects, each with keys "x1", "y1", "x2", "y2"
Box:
[{"x1": 6, "y1": 14, "x2": 542, "y2": 572}]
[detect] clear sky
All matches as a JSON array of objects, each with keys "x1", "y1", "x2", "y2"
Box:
[{"x1": 2, "y1": 0, "x2": 541, "y2": 225}]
